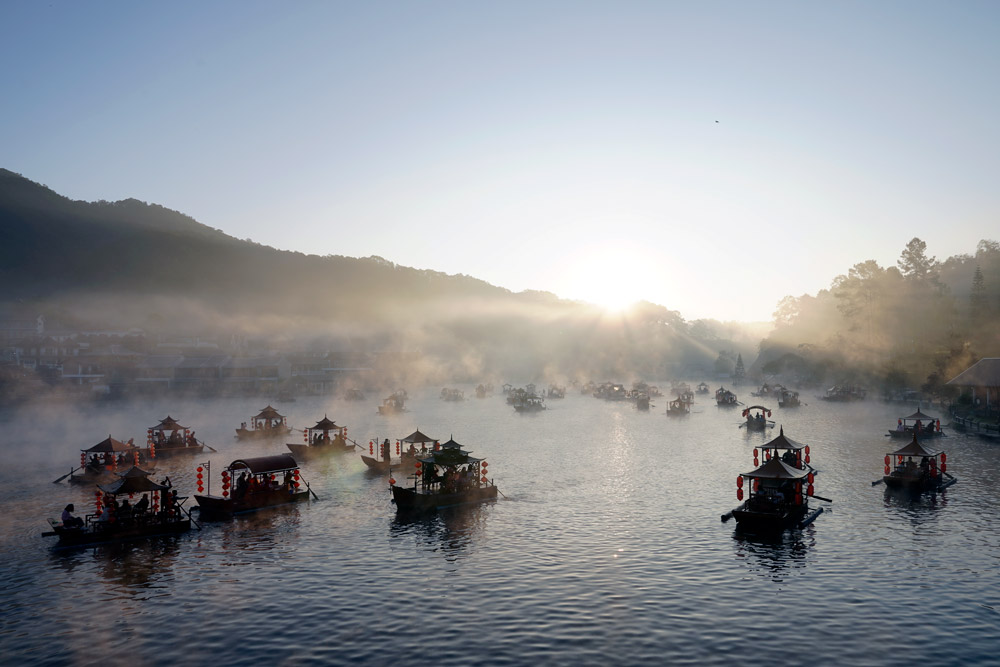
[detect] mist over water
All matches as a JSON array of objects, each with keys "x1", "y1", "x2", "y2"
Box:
[{"x1": 2, "y1": 390, "x2": 999, "y2": 665}]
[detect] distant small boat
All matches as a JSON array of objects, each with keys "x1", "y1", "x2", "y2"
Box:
[
  {"x1": 820, "y1": 385, "x2": 866, "y2": 402},
  {"x1": 287, "y1": 416, "x2": 355, "y2": 458},
  {"x1": 887, "y1": 408, "x2": 944, "y2": 439},
  {"x1": 378, "y1": 391, "x2": 407, "y2": 415},
  {"x1": 65, "y1": 435, "x2": 145, "y2": 485},
  {"x1": 741, "y1": 405, "x2": 774, "y2": 431},
  {"x1": 146, "y1": 415, "x2": 205, "y2": 458},
  {"x1": 513, "y1": 394, "x2": 546, "y2": 412},
  {"x1": 235, "y1": 405, "x2": 292, "y2": 440},
  {"x1": 716, "y1": 387, "x2": 739, "y2": 407},
  {"x1": 778, "y1": 388, "x2": 801, "y2": 408},
  {"x1": 666, "y1": 395, "x2": 691, "y2": 416},
  {"x1": 361, "y1": 428, "x2": 434, "y2": 472},
  {"x1": 696, "y1": 382, "x2": 710, "y2": 395}
]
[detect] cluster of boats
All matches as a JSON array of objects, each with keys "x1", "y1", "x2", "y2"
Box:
[{"x1": 45, "y1": 390, "x2": 961, "y2": 547}]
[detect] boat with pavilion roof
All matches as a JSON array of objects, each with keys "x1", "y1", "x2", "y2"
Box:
[
  {"x1": 378, "y1": 391, "x2": 407, "y2": 415},
  {"x1": 235, "y1": 405, "x2": 292, "y2": 440},
  {"x1": 887, "y1": 408, "x2": 944, "y2": 439},
  {"x1": 194, "y1": 454, "x2": 311, "y2": 519},
  {"x1": 146, "y1": 415, "x2": 205, "y2": 457},
  {"x1": 361, "y1": 428, "x2": 434, "y2": 472},
  {"x1": 880, "y1": 433, "x2": 956, "y2": 492},
  {"x1": 390, "y1": 436, "x2": 498, "y2": 513},
  {"x1": 286, "y1": 416, "x2": 355, "y2": 458},
  {"x1": 725, "y1": 427, "x2": 824, "y2": 531},
  {"x1": 666, "y1": 395, "x2": 691, "y2": 416},
  {"x1": 62, "y1": 435, "x2": 145, "y2": 485},
  {"x1": 778, "y1": 388, "x2": 801, "y2": 408},
  {"x1": 43, "y1": 465, "x2": 191, "y2": 547}
]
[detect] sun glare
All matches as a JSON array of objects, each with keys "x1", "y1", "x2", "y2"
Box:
[{"x1": 552, "y1": 242, "x2": 656, "y2": 315}]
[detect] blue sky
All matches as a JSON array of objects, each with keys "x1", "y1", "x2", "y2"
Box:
[{"x1": 3, "y1": 1, "x2": 999, "y2": 321}]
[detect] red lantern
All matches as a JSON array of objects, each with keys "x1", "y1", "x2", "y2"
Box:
[
  {"x1": 765, "y1": 450, "x2": 771, "y2": 461},
  {"x1": 795, "y1": 493, "x2": 803, "y2": 505},
  {"x1": 807, "y1": 473, "x2": 814, "y2": 484},
  {"x1": 753, "y1": 479, "x2": 759, "y2": 491},
  {"x1": 941, "y1": 462, "x2": 947, "y2": 473},
  {"x1": 805, "y1": 446, "x2": 810, "y2": 455},
  {"x1": 736, "y1": 476, "x2": 743, "y2": 488},
  {"x1": 370, "y1": 443, "x2": 374, "y2": 455},
  {"x1": 197, "y1": 466, "x2": 203, "y2": 472},
  {"x1": 222, "y1": 490, "x2": 229, "y2": 497},
  {"x1": 396, "y1": 443, "x2": 400, "y2": 455},
  {"x1": 389, "y1": 478, "x2": 396, "y2": 485},
  {"x1": 884, "y1": 465, "x2": 890, "y2": 475},
  {"x1": 737, "y1": 488, "x2": 744, "y2": 500},
  {"x1": 807, "y1": 484, "x2": 814, "y2": 497},
  {"x1": 415, "y1": 461, "x2": 422, "y2": 468},
  {"x1": 940, "y1": 453, "x2": 947, "y2": 463},
  {"x1": 884, "y1": 455, "x2": 890, "y2": 465},
  {"x1": 294, "y1": 481, "x2": 300, "y2": 488}
]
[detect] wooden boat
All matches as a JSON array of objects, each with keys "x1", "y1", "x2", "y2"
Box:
[
  {"x1": 820, "y1": 384, "x2": 866, "y2": 401},
  {"x1": 716, "y1": 387, "x2": 739, "y2": 407},
  {"x1": 635, "y1": 393, "x2": 650, "y2": 411},
  {"x1": 513, "y1": 394, "x2": 546, "y2": 412},
  {"x1": 440, "y1": 388, "x2": 465, "y2": 401},
  {"x1": 881, "y1": 434, "x2": 956, "y2": 492},
  {"x1": 547, "y1": 385, "x2": 566, "y2": 399},
  {"x1": 194, "y1": 454, "x2": 310, "y2": 520},
  {"x1": 361, "y1": 428, "x2": 435, "y2": 472},
  {"x1": 286, "y1": 416, "x2": 355, "y2": 458},
  {"x1": 778, "y1": 388, "x2": 801, "y2": 408},
  {"x1": 666, "y1": 395, "x2": 691, "y2": 416},
  {"x1": 63, "y1": 435, "x2": 145, "y2": 485},
  {"x1": 741, "y1": 405, "x2": 774, "y2": 431},
  {"x1": 378, "y1": 391, "x2": 407, "y2": 415},
  {"x1": 146, "y1": 415, "x2": 205, "y2": 458},
  {"x1": 696, "y1": 382, "x2": 710, "y2": 395},
  {"x1": 390, "y1": 437, "x2": 498, "y2": 513},
  {"x1": 344, "y1": 388, "x2": 365, "y2": 401},
  {"x1": 235, "y1": 405, "x2": 292, "y2": 440},
  {"x1": 887, "y1": 408, "x2": 944, "y2": 439},
  {"x1": 751, "y1": 382, "x2": 782, "y2": 399},
  {"x1": 726, "y1": 427, "x2": 823, "y2": 531},
  {"x1": 43, "y1": 466, "x2": 191, "y2": 547}
]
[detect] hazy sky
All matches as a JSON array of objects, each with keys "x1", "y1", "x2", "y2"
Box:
[{"x1": 2, "y1": 1, "x2": 999, "y2": 321}]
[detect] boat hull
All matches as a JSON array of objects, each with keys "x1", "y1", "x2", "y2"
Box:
[
  {"x1": 390, "y1": 483, "x2": 498, "y2": 513},
  {"x1": 235, "y1": 428, "x2": 292, "y2": 440},
  {"x1": 731, "y1": 502, "x2": 810, "y2": 530},
  {"x1": 887, "y1": 429, "x2": 943, "y2": 439},
  {"x1": 149, "y1": 445, "x2": 205, "y2": 457},
  {"x1": 882, "y1": 472, "x2": 951, "y2": 491},
  {"x1": 44, "y1": 517, "x2": 191, "y2": 548},
  {"x1": 360, "y1": 454, "x2": 417, "y2": 472},
  {"x1": 286, "y1": 442, "x2": 354, "y2": 458},
  {"x1": 194, "y1": 489, "x2": 310, "y2": 519}
]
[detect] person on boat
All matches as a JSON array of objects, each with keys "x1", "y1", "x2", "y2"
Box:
[
  {"x1": 925, "y1": 421, "x2": 936, "y2": 434},
  {"x1": 381, "y1": 439, "x2": 391, "y2": 462},
  {"x1": 62, "y1": 504, "x2": 84, "y2": 528},
  {"x1": 407, "y1": 443, "x2": 416, "y2": 457},
  {"x1": 188, "y1": 431, "x2": 197, "y2": 446},
  {"x1": 134, "y1": 494, "x2": 149, "y2": 515},
  {"x1": 161, "y1": 475, "x2": 172, "y2": 488},
  {"x1": 897, "y1": 419, "x2": 905, "y2": 432}
]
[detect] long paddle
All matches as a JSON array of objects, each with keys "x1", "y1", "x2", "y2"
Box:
[
  {"x1": 721, "y1": 511, "x2": 734, "y2": 522},
  {"x1": 197, "y1": 438, "x2": 218, "y2": 453},
  {"x1": 871, "y1": 479, "x2": 884, "y2": 486},
  {"x1": 811, "y1": 494, "x2": 834, "y2": 503},
  {"x1": 53, "y1": 466, "x2": 82, "y2": 484}
]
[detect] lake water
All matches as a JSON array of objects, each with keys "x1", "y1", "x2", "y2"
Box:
[{"x1": 2, "y1": 388, "x2": 999, "y2": 665}]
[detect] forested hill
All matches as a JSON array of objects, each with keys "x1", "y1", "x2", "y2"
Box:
[
  {"x1": 0, "y1": 168, "x2": 517, "y2": 317},
  {"x1": 1, "y1": 169, "x2": 747, "y2": 384}
]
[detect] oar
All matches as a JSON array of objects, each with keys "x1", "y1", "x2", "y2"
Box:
[
  {"x1": 180, "y1": 503, "x2": 202, "y2": 530},
  {"x1": 811, "y1": 494, "x2": 834, "y2": 502},
  {"x1": 197, "y1": 438, "x2": 218, "y2": 453},
  {"x1": 721, "y1": 510, "x2": 734, "y2": 522},
  {"x1": 53, "y1": 466, "x2": 83, "y2": 484},
  {"x1": 872, "y1": 479, "x2": 884, "y2": 486}
]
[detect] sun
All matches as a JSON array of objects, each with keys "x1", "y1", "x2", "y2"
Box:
[{"x1": 552, "y1": 242, "x2": 654, "y2": 314}]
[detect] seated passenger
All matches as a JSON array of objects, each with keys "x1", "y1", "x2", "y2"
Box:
[{"x1": 61, "y1": 504, "x2": 84, "y2": 528}]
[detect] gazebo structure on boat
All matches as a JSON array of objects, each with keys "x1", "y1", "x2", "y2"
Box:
[
  {"x1": 235, "y1": 405, "x2": 291, "y2": 439},
  {"x1": 887, "y1": 408, "x2": 943, "y2": 439},
  {"x1": 390, "y1": 436, "x2": 498, "y2": 513},
  {"x1": 68, "y1": 436, "x2": 143, "y2": 484},
  {"x1": 287, "y1": 416, "x2": 353, "y2": 457},
  {"x1": 147, "y1": 415, "x2": 205, "y2": 456},
  {"x1": 727, "y1": 427, "x2": 823, "y2": 530},
  {"x1": 882, "y1": 433, "x2": 955, "y2": 492}
]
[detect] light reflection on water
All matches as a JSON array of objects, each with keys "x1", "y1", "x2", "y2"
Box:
[{"x1": 1, "y1": 390, "x2": 999, "y2": 664}]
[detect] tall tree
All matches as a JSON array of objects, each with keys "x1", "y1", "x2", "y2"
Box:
[
  {"x1": 970, "y1": 265, "x2": 987, "y2": 319},
  {"x1": 897, "y1": 237, "x2": 938, "y2": 283}
]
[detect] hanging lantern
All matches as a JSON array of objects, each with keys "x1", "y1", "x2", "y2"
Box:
[
  {"x1": 481, "y1": 475, "x2": 488, "y2": 483},
  {"x1": 753, "y1": 479, "x2": 759, "y2": 492},
  {"x1": 415, "y1": 461, "x2": 422, "y2": 468},
  {"x1": 222, "y1": 490, "x2": 229, "y2": 497},
  {"x1": 80, "y1": 453, "x2": 86, "y2": 466},
  {"x1": 293, "y1": 469, "x2": 300, "y2": 479},
  {"x1": 807, "y1": 472, "x2": 814, "y2": 484},
  {"x1": 940, "y1": 452, "x2": 947, "y2": 463},
  {"x1": 389, "y1": 478, "x2": 396, "y2": 485},
  {"x1": 795, "y1": 493, "x2": 803, "y2": 505},
  {"x1": 370, "y1": 442, "x2": 374, "y2": 455},
  {"x1": 736, "y1": 476, "x2": 743, "y2": 488},
  {"x1": 765, "y1": 450, "x2": 771, "y2": 460},
  {"x1": 396, "y1": 442, "x2": 400, "y2": 455},
  {"x1": 941, "y1": 462, "x2": 947, "y2": 473},
  {"x1": 807, "y1": 484, "x2": 814, "y2": 497},
  {"x1": 737, "y1": 488, "x2": 744, "y2": 501},
  {"x1": 884, "y1": 465, "x2": 890, "y2": 475}
]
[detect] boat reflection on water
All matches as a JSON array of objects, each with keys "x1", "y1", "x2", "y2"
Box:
[
  {"x1": 389, "y1": 505, "x2": 490, "y2": 561},
  {"x1": 882, "y1": 484, "x2": 949, "y2": 516},
  {"x1": 48, "y1": 536, "x2": 184, "y2": 592},
  {"x1": 732, "y1": 527, "x2": 816, "y2": 582}
]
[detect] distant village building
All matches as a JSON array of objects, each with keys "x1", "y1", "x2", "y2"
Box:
[{"x1": 947, "y1": 357, "x2": 1000, "y2": 413}]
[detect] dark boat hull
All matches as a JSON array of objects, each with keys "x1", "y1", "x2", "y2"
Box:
[
  {"x1": 887, "y1": 429, "x2": 943, "y2": 439},
  {"x1": 44, "y1": 517, "x2": 191, "y2": 547},
  {"x1": 360, "y1": 454, "x2": 417, "y2": 472},
  {"x1": 194, "y1": 489, "x2": 310, "y2": 519},
  {"x1": 149, "y1": 445, "x2": 205, "y2": 457},
  {"x1": 882, "y1": 472, "x2": 952, "y2": 491},
  {"x1": 286, "y1": 442, "x2": 354, "y2": 458},
  {"x1": 391, "y1": 484, "x2": 498, "y2": 513},
  {"x1": 235, "y1": 428, "x2": 292, "y2": 440},
  {"x1": 731, "y1": 502, "x2": 810, "y2": 530}
]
